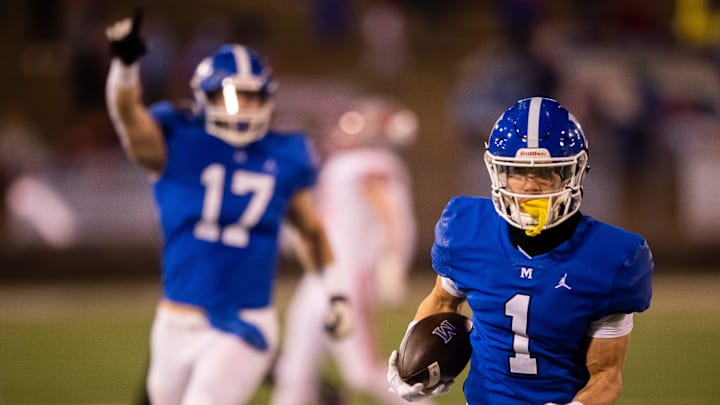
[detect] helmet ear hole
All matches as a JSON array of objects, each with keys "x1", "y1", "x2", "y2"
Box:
[{"x1": 206, "y1": 90, "x2": 222, "y2": 101}]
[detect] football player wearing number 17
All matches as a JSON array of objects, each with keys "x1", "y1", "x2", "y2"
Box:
[
  {"x1": 105, "y1": 10, "x2": 351, "y2": 405},
  {"x1": 387, "y1": 97, "x2": 654, "y2": 405}
]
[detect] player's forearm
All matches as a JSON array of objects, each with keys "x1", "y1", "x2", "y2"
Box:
[
  {"x1": 573, "y1": 335, "x2": 629, "y2": 405},
  {"x1": 573, "y1": 369, "x2": 622, "y2": 405},
  {"x1": 303, "y1": 227, "x2": 334, "y2": 272},
  {"x1": 413, "y1": 277, "x2": 464, "y2": 320},
  {"x1": 292, "y1": 224, "x2": 332, "y2": 273},
  {"x1": 112, "y1": 94, "x2": 166, "y2": 173},
  {"x1": 106, "y1": 60, "x2": 165, "y2": 172},
  {"x1": 287, "y1": 191, "x2": 334, "y2": 273},
  {"x1": 106, "y1": 60, "x2": 142, "y2": 133}
]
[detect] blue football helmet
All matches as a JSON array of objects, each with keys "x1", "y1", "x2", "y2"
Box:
[
  {"x1": 484, "y1": 97, "x2": 589, "y2": 232},
  {"x1": 190, "y1": 44, "x2": 276, "y2": 146}
]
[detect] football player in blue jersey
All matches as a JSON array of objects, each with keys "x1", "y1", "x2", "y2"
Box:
[
  {"x1": 387, "y1": 97, "x2": 654, "y2": 405},
  {"x1": 105, "y1": 11, "x2": 351, "y2": 405}
]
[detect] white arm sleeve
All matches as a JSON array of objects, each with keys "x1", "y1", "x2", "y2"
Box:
[
  {"x1": 440, "y1": 276, "x2": 467, "y2": 298},
  {"x1": 588, "y1": 313, "x2": 634, "y2": 338}
]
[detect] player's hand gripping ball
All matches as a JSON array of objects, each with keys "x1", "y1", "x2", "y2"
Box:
[{"x1": 398, "y1": 312, "x2": 472, "y2": 389}]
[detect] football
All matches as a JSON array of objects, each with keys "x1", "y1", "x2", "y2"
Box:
[{"x1": 397, "y1": 312, "x2": 472, "y2": 389}]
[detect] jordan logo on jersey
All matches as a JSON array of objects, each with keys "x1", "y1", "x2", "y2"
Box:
[
  {"x1": 520, "y1": 267, "x2": 533, "y2": 279},
  {"x1": 555, "y1": 273, "x2": 572, "y2": 290}
]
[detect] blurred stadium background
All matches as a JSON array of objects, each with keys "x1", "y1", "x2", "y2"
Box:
[{"x1": 0, "y1": 0, "x2": 718, "y2": 404}]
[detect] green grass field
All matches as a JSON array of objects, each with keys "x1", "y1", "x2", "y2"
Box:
[{"x1": 1, "y1": 271, "x2": 718, "y2": 404}]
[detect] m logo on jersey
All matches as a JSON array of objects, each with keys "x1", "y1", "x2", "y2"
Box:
[
  {"x1": 433, "y1": 320, "x2": 457, "y2": 344},
  {"x1": 520, "y1": 267, "x2": 534, "y2": 279}
]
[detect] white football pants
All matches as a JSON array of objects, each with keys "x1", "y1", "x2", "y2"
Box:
[{"x1": 147, "y1": 304, "x2": 278, "y2": 405}]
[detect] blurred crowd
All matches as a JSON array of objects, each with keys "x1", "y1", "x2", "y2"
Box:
[{"x1": 1, "y1": 0, "x2": 719, "y2": 264}]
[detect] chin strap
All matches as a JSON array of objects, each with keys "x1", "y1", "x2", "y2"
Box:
[{"x1": 520, "y1": 199, "x2": 549, "y2": 237}]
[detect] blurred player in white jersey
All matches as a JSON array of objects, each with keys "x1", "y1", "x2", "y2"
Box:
[
  {"x1": 104, "y1": 10, "x2": 351, "y2": 405},
  {"x1": 271, "y1": 96, "x2": 431, "y2": 405}
]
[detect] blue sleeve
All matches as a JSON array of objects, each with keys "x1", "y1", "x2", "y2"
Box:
[
  {"x1": 289, "y1": 134, "x2": 318, "y2": 192},
  {"x1": 431, "y1": 198, "x2": 461, "y2": 279},
  {"x1": 608, "y1": 240, "x2": 654, "y2": 315},
  {"x1": 148, "y1": 101, "x2": 176, "y2": 137}
]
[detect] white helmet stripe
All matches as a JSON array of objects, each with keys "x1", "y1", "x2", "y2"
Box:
[
  {"x1": 232, "y1": 46, "x2": 251, "y2": 79},
  {"x1": 527, "y1": 97, "x2": 542, "y2": 148}
]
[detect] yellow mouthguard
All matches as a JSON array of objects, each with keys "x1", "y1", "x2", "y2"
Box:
[{"x1": 520, "y1": 199, "x2": 549, "y2": 237}]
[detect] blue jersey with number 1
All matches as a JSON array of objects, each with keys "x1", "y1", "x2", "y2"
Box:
[
  {"x1": 431, "y1": 197, "x2": 653, "y2": 404},
  {"x1": 149, "y1": 102, "x2": 316, "y2": 311}
]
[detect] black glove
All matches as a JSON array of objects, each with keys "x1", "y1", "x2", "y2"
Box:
[
  {"x1": 323, "y1": 295, "x2": 352, "y2": 340},
  {"x1": 106, "y1": 8, "x2": 147, "y2": 65}
]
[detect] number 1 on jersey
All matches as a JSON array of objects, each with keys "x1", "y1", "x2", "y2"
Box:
[
  {"x1": 194, "y1": 164, "x2": 275, "y2": 248},
  {"x1": 505, "y1": 294, "x2": 538, "y2": 375}
]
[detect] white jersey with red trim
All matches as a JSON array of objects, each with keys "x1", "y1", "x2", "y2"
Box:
[{"x1": 317, "y1": 147, "x2": 416, "y2": 277}]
